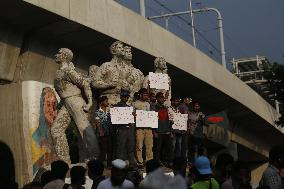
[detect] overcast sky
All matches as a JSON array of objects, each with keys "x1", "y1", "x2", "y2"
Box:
[{"x1": 116, "y1": 0, "x2": 284, "y2": 67}]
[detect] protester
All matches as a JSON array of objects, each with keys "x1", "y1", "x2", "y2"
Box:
[
  {"x1": 188, "y1": 102, "x2": 206, "y2": 163},
  {"x1": 87, "y1": 159, "x2": 105, "y2": 189},
  {"x1": 213, "y1": 153, "x2": 234, "y2": 186},
  {"x1": 179, "y1": 97, "x2": 192, "y2": 114},
  {"x1": 190, "y1": 156, "x2": 219, "y2": 189},
  {"x1": 43, "y1": 160, "x2": 69, "y2": 189},
  {"x1": 0, "y1": 141, "x2": 18, "y2": 189},
  {"x1": 221, "y1": 161, "x2": 252, "y2": 189},
  {"x1": 149, "y1": 92, "x2": 157, "y2": 110},
  {"x1": 169, "y1": 96, "x2": 187, "y2": 159},
  {"x1": 113, "y1": 90, "x2": 136, "y2": 169},
  {"x1": 132, "y1": 88, "x2": 153, "y2": 169},
  {"x1": 67, "y1": 166, "x2": 86, "y2": 189},
  {"x1": 153, "y1": 92, "x2": 173, "y2": 167},
  {"x1": 97, "y1": 159, "x2": 134, "y2": 189},
  {"x1": 259, "y1": 145, "x2": 284, "y2": 189},
  {"x1": 94, "y1": 96, "x2": 112, "y2": 167}
]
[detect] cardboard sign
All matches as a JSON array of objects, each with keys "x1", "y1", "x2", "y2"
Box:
[
  {"x1": 136, "y1": 110, "x2": 158, "y2": 128},
  {"x1": 110, "y1": 107, "x2": 134, "y2": 124},
  {"x1": 172, "y1": 113, "x2": 188, "y2": 131},
  {"x1": 149, "y1": 72, "x2": 169, "y2": 90}
]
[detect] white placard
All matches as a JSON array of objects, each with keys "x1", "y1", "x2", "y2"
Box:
[
  {"x1": 136, "y1": 110, "x2": 158, "y2": 128},
  {"x1": 149, "y1": 72, "x2": 169, "y2": 90},
  {"x1": 110, "y1": 107, "x2": 135, "y2": 124},
  {"x1": 172, "y1": 113, "x2": 188, "y2": 131}
]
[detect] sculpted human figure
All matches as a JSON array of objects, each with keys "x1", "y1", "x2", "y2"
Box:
[
  {"x1": 143, "y1": 57, "x2": 171, "y2": 107},
  {"x1": 92, "y1": 41, "x2": 131, "y2": 106},
  {"x1": 51, "y1": 48, "x2": 100, "y2": 163},
  {"x1": 123, "y1": 46, "x2": 144, "y2": 100}
]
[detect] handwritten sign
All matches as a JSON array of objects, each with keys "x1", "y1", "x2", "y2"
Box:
[
  {"x1": 172, "y1": 113, "x2": 188, "y2": 131},
  {"x1": 136, "y1": 110, "x2": 158, "y2": 128},
  {"x1": 149, "y1": 72, "x2": 169, "y2": 90},
  {"x1": 110, "y1": 107, "x2": 134, "y2": 124}
]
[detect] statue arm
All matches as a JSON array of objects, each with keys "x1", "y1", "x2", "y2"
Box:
[
  {"x1": 68, "y1": 68, "x2": 93, "y2": 111},
  {"x1": 91, "y1": 64, "x2": 116, "y2": 89}
]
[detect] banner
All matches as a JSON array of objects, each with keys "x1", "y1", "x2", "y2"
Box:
[
  {"x1": 136, "y1": 110, "x2": 158, "y2": 128},
  {"x1": 149, "y1": 72, "x2": 169, "y2": 90},
  {"x1": 205, "y1": 111, "x2": 230, "y2": 129},
  {"x1": 172, "y1": 113, "x2": 188, "y2": 131},
  {"x1": 110, "y1": 107, "x2": 135, "y2": 124}
]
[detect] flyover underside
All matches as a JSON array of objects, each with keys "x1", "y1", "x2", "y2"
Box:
[{"x1": 1, "y1": 0, "x2": 283, "y2": 151}]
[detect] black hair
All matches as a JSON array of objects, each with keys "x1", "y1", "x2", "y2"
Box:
[
  {"x1": 145, "y1": 159, "x2": 162, "y2": 174},
  {"x1": 41, "y1": 170, "x2": 53, "y2": 187},
  {"x1": 215, "y1": 153, "x2": 234, "y2": 169},
  {"x1": 171, "y1": 95, "x2": 181, "y2": 102},
  {"x1": 87, "y1": 159, "x2": 105, "y2": 176},
  {"x1": 98, "y1": 96, "x2": 108, "y2": 104},
  {"x1": 173, "y1": 157, "x2": 187, "y2": 177},
  {"x1": 70, "y1": 166, "x2": 86, "y2": 184},
  {"x1": 51, "y1": 160, "x2": 69, "y2": 180},
  {"x1": 155, "y1": 92, "x2": 164, "y2": 99},
  {"x1": 269, "y1": 145, "x2": 284, "y2": 164},
  {"x1": 30, "y1": 181, "x2": 42, "y2": 188},
  {"x1": 138, "y1": 88, "x2": 148, "y2": 95}
]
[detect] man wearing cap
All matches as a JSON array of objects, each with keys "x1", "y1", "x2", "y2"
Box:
[
  {"x1": 97, "y1": 159, "x2": 134, "y2": 189},
  {"x1": 112, "y1": 90, "x2": 136, "y2": 169},
  {"x1": 190, "y1": 156, "x2": 219, "y2": 189}
]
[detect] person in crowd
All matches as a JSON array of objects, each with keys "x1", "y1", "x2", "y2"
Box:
[
  {"x1": 145, "y1": 159, "x2": 162, "y2": 175},
  {"x1": 43, "y1": 160, "x2": 69, "y2": 189},
  {"x1": 213, "y1": 153, "x2": 234, "y2": 186},
  {"x1": 23, "y1": 181, "x2": 42, "y2": 189},
  {"x1": 173, "y1": 157, "x2": 187, "y2": 177},
  {"x1": 149, "y1": 92, "x2": 157, "y2": 110},
  {"x1": 133, "y1": 92, "x2": 140, "y2": 102},
  {"x1": 41, "y1": 170, "x2": 53, "y2": 188},
  {"x1": 169, "y1": 96, "x2": 187, "y2": 159},
  {"x1": 67, "y1": 166, "x2": 86, "y2": 189},
  {"x1": 97, "y1": 159, "x2": 134, "y2": 189},
  {"x1": 132, "y1": 88, "x2": 153, "y2": 169},
  {"x1": 113, "y1": 90, "x2": 136, "y2": 169},
  {"x1": 94, "y1": 96, "x2": 112, "y2": 167},
  {"x1": 259, "y1": 145, "x2": 284, "y2": 189},
  {"x1": 0, "y1": 141, "x2": 18, "y2": 189},
  {"x1": 221, "y1": 161, "x2": 252, "y2": 189},
  {"x1": 87, "y1": 159, "x2": 105, "y2": 189},
  {"x1": 190, "y1": 156, "x2": 219, "y2": 189},
  {"x1": 188, "y1": 102, "x2": 206, "y2": 163},
  {"x1": 153, "y1": 92, "x2": 173, "y2": 167},
  {"x1": 179, "y1": 97, "x2": 192, "y2": 114}
]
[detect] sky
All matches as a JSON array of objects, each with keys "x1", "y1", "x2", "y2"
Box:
[{"x1": 115, "y1": 0, "x2": 284, "y2": 68}]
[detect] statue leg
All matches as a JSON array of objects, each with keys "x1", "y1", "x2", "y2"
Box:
[
  {"x1": 51, "y1": 105, "x2": 71, "y2": 164},
  {"x1": 64, "y1": 96, "x2": 100, "y2": 161}
]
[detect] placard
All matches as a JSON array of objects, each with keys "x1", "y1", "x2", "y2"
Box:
[
  {"x1": 136, "y1": 110, "x2": 158, "y2": 128},
  {"x1": 149, "y1": 72, "x2": 169, "y2": 90},
  {"x1": 110, "y1": 107, "x2": 135, "y2": 124},
  {"x1": 172, "y1": 113, "x2": 188, "y2": 131}
]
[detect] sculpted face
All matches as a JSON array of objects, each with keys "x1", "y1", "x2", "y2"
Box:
[
  {"x1": 154, "y1": 57, "x2": 167, "y2": 73},
  {"x1": 115, "y1": 43, "x2": 124, "y2": 56},
  {"x1": 123, "y1": 46, "x2": 132, "y2": 61},
  {"x1": 55, "y1": 48, "x2": 73, "y2": 63}
]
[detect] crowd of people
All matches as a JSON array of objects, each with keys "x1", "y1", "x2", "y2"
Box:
[{"x1": 92, "y1": 88, "x2": 207, "y2": 170}]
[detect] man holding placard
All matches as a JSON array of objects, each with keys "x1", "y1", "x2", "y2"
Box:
[
  {"x1": 111, "y1": 90, "x2": 136, "y2": 169},
  {"x1": 152, "y1": 92, "x2": 173, "y2": 167},
  {"x1": 132, "y1": 88, "x2": 154, "y2": 168}
]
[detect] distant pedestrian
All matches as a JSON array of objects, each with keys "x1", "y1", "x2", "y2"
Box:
[
  {"x1": 87, "y1": 159, "x2": 105, "y2": 189},
  {"x1": 97, "y1": 159, "x2": 134, "y2": 189},
  {"x1": 67, "y1": 166, "x2": 86, "y2": 189},
  {"x1": 259, "y1": 145, "x2": 284, "y2": 189},
  {"x1": 43, "y1": 160, "x2": 69, "y2": 189},
  {"x1": 190, "y1": 156, "x2": 219, "y2": 189}
]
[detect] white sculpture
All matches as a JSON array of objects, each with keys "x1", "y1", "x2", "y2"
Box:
[
  {"x1": 51, "y1": 48, "x2": 100, "y2": 163},
  {"x1": 143, "y1": 57, "x2": 171, "y2": 106}
]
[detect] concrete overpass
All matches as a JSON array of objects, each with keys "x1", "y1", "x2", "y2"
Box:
[{"x1": 0, "y1": 0, "x2": 283, "y2": 186}]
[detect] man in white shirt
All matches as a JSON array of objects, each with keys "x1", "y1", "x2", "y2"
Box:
[{"x1": 97, "y1": 159, "x2": 134, "y2": 189}]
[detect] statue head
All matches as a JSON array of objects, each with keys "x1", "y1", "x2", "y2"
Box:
[
  {"x1": 154, "y1": 57, "x2": 167, "y2": 73},
  {"x1": 110, "y1": 41, "x2": 124, "y2": 57},
  {"x1": 55, "y1": 48, "x2": 73, "y2": 63},
  {"x1": 123, "y1": 46, "x2": 132, "y2": 61}
]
